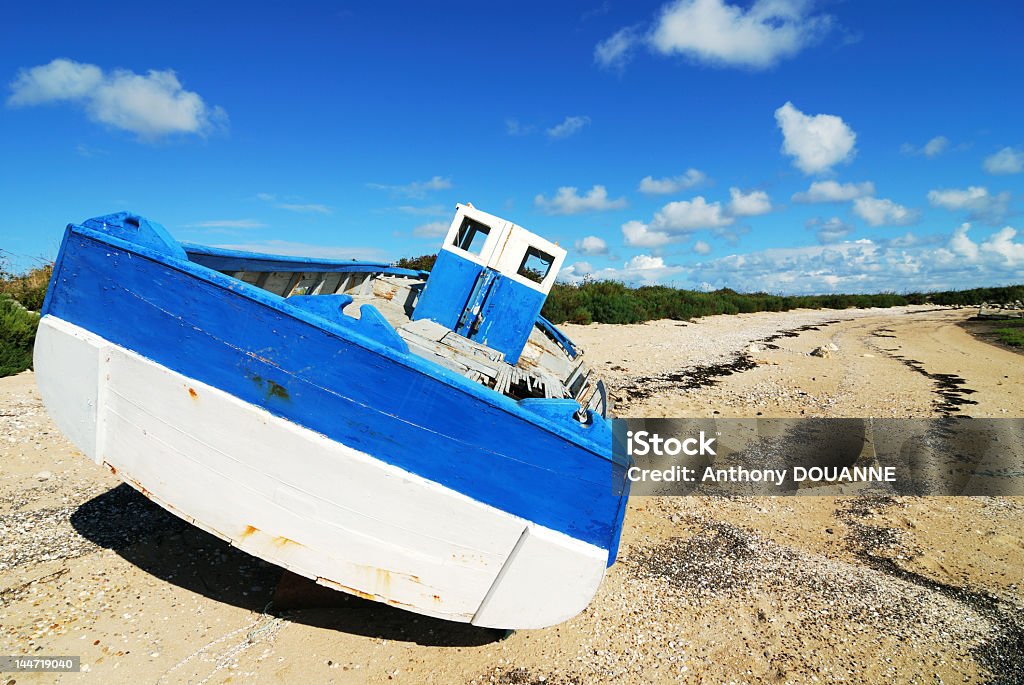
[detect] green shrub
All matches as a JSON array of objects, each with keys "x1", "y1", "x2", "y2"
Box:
[{"x1": 0, "y1": 295, "x2": 39, "y2": 377}]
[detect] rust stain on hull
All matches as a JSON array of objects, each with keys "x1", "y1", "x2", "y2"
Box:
[
  {"x1": 318, "y1": 577, "x2": 377, "y2": 602},
  {"x1": 124, "y1": 476, "x2": 153, "y2": 500},
  {"x1": 240, "y1": 525, "x2": 258, "y2": 539},
  {"x1": 187, "y1": 387, "x2": 198, "y2": 399}
]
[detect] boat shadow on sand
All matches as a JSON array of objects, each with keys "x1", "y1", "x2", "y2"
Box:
[{"x1": 70, "y1": 483, "x2": 506, "y2": 647}]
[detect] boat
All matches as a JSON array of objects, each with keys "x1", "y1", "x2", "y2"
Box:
[{"x1": 34, "y1": 203, "x2": 630, "y2": 629}]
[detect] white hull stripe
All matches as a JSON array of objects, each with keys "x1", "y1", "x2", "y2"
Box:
[{"x1": 35, "y1": 316, "x2": 608, "y2": 629}]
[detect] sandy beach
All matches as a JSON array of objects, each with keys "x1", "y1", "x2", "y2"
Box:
[{"x1": 2, "y1": 306, "x2": 1022, "y2": 684}]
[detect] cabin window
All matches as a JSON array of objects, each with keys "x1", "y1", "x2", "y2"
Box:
[
  {"x1": 454, "y1": 217, "x2": 490, "y2": 255},
  {"x1": 517, "y1": 247, "x2": 554, "y2": 284}
]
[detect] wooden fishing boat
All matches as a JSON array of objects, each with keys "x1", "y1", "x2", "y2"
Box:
[{"x1": 35, "y1": 204, "x2": 629, "y2": 629}]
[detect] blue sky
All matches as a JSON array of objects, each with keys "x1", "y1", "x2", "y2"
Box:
[{"x1": 1, "y1": 0, "x2": 1022, "y2": 294}]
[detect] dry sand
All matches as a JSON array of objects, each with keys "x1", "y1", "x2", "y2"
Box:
[{"x1": 1, "y1": 306, "x2": 1022, "y2": 684}]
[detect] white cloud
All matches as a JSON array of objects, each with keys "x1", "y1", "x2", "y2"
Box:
[
  {"x1": 922, "y1": 136, "x2": 949, "y2": 157},
  {"x1": 534, "y1": 185, "x2": 627, "y2": 215},
  {"x1": 256, "y1": 193, "x2": 332, "y2": 214},
  {"x1": 927, "y1": 186, "x2": 988, "y2": 210},
  {"x1": 983, "y1": 147, "x2": 1024, "y2": 175},
  {"x1": 727, "y1": 187, "x2": 771, "y2": 216},
  {"x1": 652, "y1": 196, "x2": 733, "y2": 230},
  {"x1": 186, "y1": 219, "x2": 267, "y2": 229},
  {"x1": 775, "y1": 102, "x2": 857, "y2": 174},
  {"x1": 394, "y1": 205, "x2": 447, "y2": 216},
  {"x1": 213, "y1": 240, "x2": 387, "y2": 261},
  {"x1": 927, "y1": 186, "x2": 1011, "y2": 224},
  {"x1": 622, "y1": 220, "x2": 674, "y2": 248},
  {"x1": 942, "y1": 223, "x2": 1024, "y2": 267},
  {"x1": 563, "y1": 254, "x2": 685, "y2": 285},
  {"x1": 901, "y1": 135, "x2": 949, "y2": 158},
  {"x1": 560, "y1": 261, "x2": 595, "y2": 280},
  {"x1": 648, "y1": 0, "x2": 832, "y2": 69},
  {"x1": 638, "y1": 169, "x2": 707, "y2": 194},
  {"x1": 693, "y1": 240, "x2": 712, "y2": 255},
  {"x1": 792, "y1": 180, "x2": 875, "y2": 203},
  {"x1": 625, "y1": 254, "x2": 670, "y2": 271},
  {"x1": 75, "y1": 143, "x2": 107, "y2": 157},
  {"x1": 8, "y1": 59, "x2": 102, "y2": 104},
  {"x1": 806, "y1": 216, "x2": 854, "y2": 244},
  {"x1": 575, "y1": 235, "x2": 609, "y2": 255},
  {"x1": 594, "y1": 26, "x2": 641, "y2": 70},
  {"x1": 621, "y1": 196, "x2": 733, "y2": 247},
  {"x1": 413, "y1": 221, "x2": 450, "y2": 238},
  {"x1": 275, "y1": 203, "x2": 331, "y2": 214},
  {"x1": 981, "y1": 226, "x2": 1024, "y2": 266},
  {"x1": 948, "y1": 223, "x2": 979, "y2": 261},
  {"x1": 547, "y1": 115, "x2": 591, "y2": 139},
  {"x1": 7, "y1": 58, "x2": 225, "y2": 139},
  {"x1": 367, "y1": 176, "x2": 453, "y2": 198},
  {"x1": 505, "y1": 118, "x2": 534, "y2": 136},
  {"x1": 852, "y1": 197, "x2": 919, "y2": 227},
  {"x1": 688, "y1": 225, "x2": 1024, "y2": 294},
  {"x1": 711, "y1": 223, "x2": 749, "y2": 245}
]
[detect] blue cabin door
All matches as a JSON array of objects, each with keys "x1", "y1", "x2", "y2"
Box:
[
  {"x1": 454, "y1": 268, "x2": 501, "y2": 339},
  {"x1": 453, "y1": 268, "x2": 546, "y2": 364}
]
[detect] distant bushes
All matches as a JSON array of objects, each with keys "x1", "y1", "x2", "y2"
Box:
[
  {"x1": 0, "y1": 262, "x2": 52, "y2": 377},
  {"x1": 1, "y1": 263, "x2": 51, "y2": 312},
  {"x1": 393, "y1": 254, "x2": 436, "y2": 272},
  {"x1": 920, "y1": 285, "x2": 1024, "y2": 307},
  {"x1": 539, "y1": 280, "x2": 1024, "y2": 325},
  {"x1": 541, "y1": 280, "x2": 912, "y2": 325}
]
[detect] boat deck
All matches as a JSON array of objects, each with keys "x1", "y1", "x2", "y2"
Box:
[{"x1": 217, "y1": 266, "x2": 608, "y2": 416}]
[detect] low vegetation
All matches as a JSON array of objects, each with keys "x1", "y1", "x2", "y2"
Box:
[
  {"x1": 0, "y1": 261, "x2": 51, "y2": 377},
  {"x1": 993, "y1": 320, "x2": 1024, "y2": 348},
  {"x1": 394, "y1": 254, "x2": 437, "y2": 272},
  {"x1": 541, "y1": 281, "x2": 915, "y2": 325}
]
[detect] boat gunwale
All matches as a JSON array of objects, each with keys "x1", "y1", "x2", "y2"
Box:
[{"x1": 180, "y1": 241, "x2": 429, "y2": 277}]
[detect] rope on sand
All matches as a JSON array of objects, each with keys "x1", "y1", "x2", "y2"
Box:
[{"x1": 156, "y1": 601, "x2": 288, "y2": 685}]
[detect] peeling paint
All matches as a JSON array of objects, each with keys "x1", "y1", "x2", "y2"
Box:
[
  {"x1": 249, "y1": 374, "x2": 291, "y2": 402},
  {"x1": 318, "y1": 576, "x2": 376, "y2": 602},
  {"x1": 266, "y1": 380, "x2": 289, "y2": 401}
]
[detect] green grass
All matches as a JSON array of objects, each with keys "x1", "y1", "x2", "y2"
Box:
[{"x1": 993, "y1": 320, "x2": 1024, "y2": 348}]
